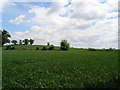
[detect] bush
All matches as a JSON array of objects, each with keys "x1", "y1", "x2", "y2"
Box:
[
  {"x1": 6, "y1": 45, "x2": 15, "y2": 50},
  {"x1": 41, "y1": 46, "x2": 47, "y2": 50},
  {"x1": 60, "y1": 40, "x2": 70, "y2": 50},
  {"x1": 35, "y1": 47, "x2": 39, "y2": 50},
  {"x1": 106, "y1": 48, "x2": 113, "y2": 51},
  {"x1": 48, "y1": 45, "x2": 54, "y2": 50},
  {"x1": 99, "y1": 49, "x2": 104, "y2": 51},
  {"x1": 88, "y1": 48, "x2": 96, "y2": 51}
]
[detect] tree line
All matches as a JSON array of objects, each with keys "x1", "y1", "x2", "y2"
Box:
[
  {"x1": 1, "y1": 29, "x2": 117, "y2": 51},
  {"x1": 1, "y1": 29, "x2": 70, "y2": 50},
  {"x1": 11, "y1": 39, "x2": 34, "y2": 45}
]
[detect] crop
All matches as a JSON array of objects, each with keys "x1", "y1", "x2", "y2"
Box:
[{"x1": 2, "y1": 46, "x2": 119, "y2": 88}]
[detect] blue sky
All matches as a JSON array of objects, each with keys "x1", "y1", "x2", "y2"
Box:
[
  {"x1": 2, "y1": 0, "x2": 109, "y2": 33},
  {"x1": 1, "y1": 0, "x2": 119, "y2": 48},
  {"x1": 2, "y1": 2, "x2": 53, "y2": 32}
]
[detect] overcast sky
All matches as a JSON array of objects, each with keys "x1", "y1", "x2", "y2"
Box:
[{"x1": 0, "y1": 0, "x2": 119, "y2": 48}]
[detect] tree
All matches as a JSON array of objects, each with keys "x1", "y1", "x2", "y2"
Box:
[
  {"x1": 23, "y1": 39, "x2": 29, "y2": 45},
  {"x1": 47, "y1": 42, "x2": 50, "y2": 46},
  {"x1": 48, "y1": 44, "x2": 54, "y2": 50},
  {"x1": 60, "y1": 40, "x2": 70, "y2": 50},
  {"x1": 0, "y1": 30, "x2": 2, "y2": 47},
  {"x1": 11, "y1": 40, "x2": 17, "y2": 45},
  {"x1": 19, "y1": 40, "x2": 23, "y2": 45},
  {"x1": 29, "y1": 39, "x2": 34, "y2": 45},
  {"x1": 2, "y1": 29, "x2": 11, "y2": 46}
]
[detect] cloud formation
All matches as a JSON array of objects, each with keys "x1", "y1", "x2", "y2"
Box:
[
  {"x1": 9, "y1": 15, "x2": 26, "y2": 24},
  {"x1": 9, "y1": 0, "x2": 118, "y2": 48}
]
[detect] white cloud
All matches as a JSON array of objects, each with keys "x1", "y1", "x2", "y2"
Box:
[
  {"x1": 10, "y1": 0, "x2": 118, "y2": 48},
  {"x1": 9, "y1": 15, "x2": 26, "y2": 24},
  {"x1": 70, "y1": 0, "x2": 106, "y2": 20}
]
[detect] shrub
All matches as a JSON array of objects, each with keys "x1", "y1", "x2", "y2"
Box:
[
  {"x1": 35, "y1": 47, "x2": 39, "y2": 50},
  {"x1": 48, "y1": 45, "x2": 54, "y2": 50},
  {"x1": 6, "y1": 45, "x2": 10, "y2": 50},
  {"x1": 99, "y1": 49, "x2": 104, "y2": 51},
  {"x1": 60, "y1": 40, "x2": 70, "y2": 50},
  {"x1": 6, "y1": 45, "x2": 15, "y2": 50},
  {"x1": 41, "y1": 46, "x2": 47, "y2": 50},
  {"x1": 88, "y1": 48, "x2": 96, "y2": 51},
  {"x1": 106, "y1": 48, "x2": 113, "y2": 51}
]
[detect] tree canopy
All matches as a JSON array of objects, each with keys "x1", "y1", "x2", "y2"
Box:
[
  {"x1": 29, "y1": 39, "x2": 34, "y2": 45},
  {"x1": 11, "y1": 40, "x2": 17, "y2": 45},
  {"x1": 23, "y1": 39, "x2": 29, "y2": 45},
  {"x1": 60, "y1": 40, "x2": 70, "y2": 50},
  {"x1": 0, "y1": 30, "x2": 2, "y2": 47},
  {"x1": 2, "y1": 29, "x2": 11, "y2": 46}
]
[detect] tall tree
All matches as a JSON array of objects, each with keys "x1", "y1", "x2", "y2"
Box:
[
  {"x1": 0, "y1": 30, "x2": 2, "y2": 47},
  {"x1": 11, "y1": 40, "x2": 17, "y2": 45},
  {"x1": 47, "y1": 42, "x2": 50, "y2": 46},
  {"x1": 2, "y1": 29, "x2": 11, "y2": 46},
  {"x1": 29, "y1": 39, "x2": 34, "y2": 45},
  {"x1": 19, "y1": 40, "x2": 23, "y2": 45},
  {"x1": 23, "y1": 39, "x2": 29, "y2": 45}
]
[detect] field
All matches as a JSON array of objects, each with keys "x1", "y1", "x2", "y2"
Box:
[{"x1": 2, "y1": 45, "x2": 120, "y2": 88}]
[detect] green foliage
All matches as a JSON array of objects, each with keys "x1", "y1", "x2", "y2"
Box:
[
  {"x1": 0, "y1": 30, "x2": 2, "y2": 47},
  {"x1": 5, "y1": 45, "x2": 15, "y2": 50},
  {"x1": 88, "y1": 48, "x2": 96, "y2": 51},
  {"x1": 41, "y1": 46, "x2": 48, "y2": 50},
  {"x1": 35, "y1": 47, "x2": 39, "y2": 50},
  {"x1": 29, "y1": 39, "x2": 34, "y2": 45},
  {"x1": 19, "y1": 40, "x2": 23, "y2": 45},
  {"x1": 23, "y1": 39, "x2": 29, "y2": 45},
  {"x1": 48, "y1": 44, "x2": 54, "y2": 50},
  {"x1": 3, "y1": 45, "x2": 48, "y2": 50},
  {"x1": 11, "y1": 40, "x2": 17, "y2": 45},
  {"x1": 60, "y1": 40, "x2": 70, "y2": 50},
  {"x1": 2, "y1": 49, "x2": 119, "y2": 88},
  {"x1": 2, "y1": 29, "x2": 11, "y2": 46},
  {"x1": 106, "y1": 48, "x2": 114, "y2": 51},
  {"x1": 47, "y1": 42, "x2": 50, "y2": 46}
]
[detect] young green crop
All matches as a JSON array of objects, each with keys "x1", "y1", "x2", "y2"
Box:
[{"x1": 2, "y1": 46, "x2": 119, "y2": 88}]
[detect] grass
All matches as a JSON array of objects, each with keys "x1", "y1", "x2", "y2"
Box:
[{"x1": 2, "y1": 45, "x2": 120, "y2": 88}]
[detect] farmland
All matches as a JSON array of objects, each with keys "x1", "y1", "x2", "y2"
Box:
[{"x1": 2, "y1": 45, "x2": 120, "y2": 88}]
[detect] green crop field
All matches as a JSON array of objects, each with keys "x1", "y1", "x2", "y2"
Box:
[{"x1": 2, "y1": 45, "x2": 120, "y2": 88}]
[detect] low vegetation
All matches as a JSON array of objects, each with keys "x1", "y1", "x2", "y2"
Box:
[{"x1": 2, "y1": 45, "x2": 119, "y2": 88}]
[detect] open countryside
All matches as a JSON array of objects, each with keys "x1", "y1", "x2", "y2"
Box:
[{"x1": 1, "y1": 0, "x2": 120, "y2": 89}]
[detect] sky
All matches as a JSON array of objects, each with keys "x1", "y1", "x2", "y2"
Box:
[{"x1": 0, "y1": 0, "x2": 119, "y2": 49}]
